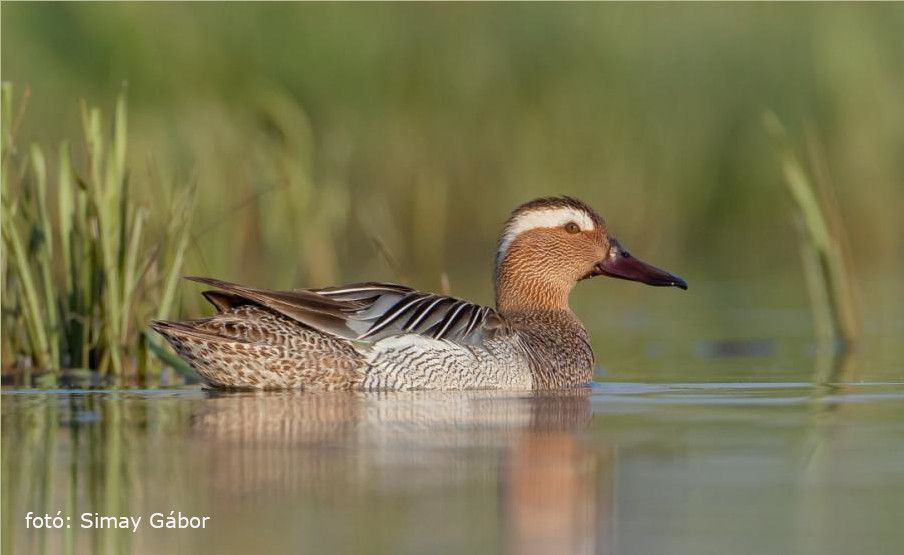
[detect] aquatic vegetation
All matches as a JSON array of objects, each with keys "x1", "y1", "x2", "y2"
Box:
[
  {"x1": 765, "y1": 113, "x2": 860, "y2": 359},
  {"x1": 2, "y1": 5, "x2": 902, "y2": 387},
  {"x1": 1, "y1": 85, "x2": 194, "y2": 385}
]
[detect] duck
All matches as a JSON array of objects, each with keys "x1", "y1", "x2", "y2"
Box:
[{"x1": 152, "y1": 196, "x2": 686, "y2": 390}]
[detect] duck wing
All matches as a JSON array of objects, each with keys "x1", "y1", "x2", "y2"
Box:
[{"x1": 187, "y1": 277, "x2": 506, "y2": 346}]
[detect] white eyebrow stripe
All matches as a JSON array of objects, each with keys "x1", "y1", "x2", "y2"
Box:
[{"x1": 495, "y1": 207, "x2": 595, "y2": 267}]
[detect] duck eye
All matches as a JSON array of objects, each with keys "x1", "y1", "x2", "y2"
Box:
[{"x1": 564, "y1": 222, "x2": 580, "y2": 234}]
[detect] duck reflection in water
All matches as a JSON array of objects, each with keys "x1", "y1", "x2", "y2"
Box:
[{"x1": 191, "y1": 387, "x2": 608, "y2": 554}]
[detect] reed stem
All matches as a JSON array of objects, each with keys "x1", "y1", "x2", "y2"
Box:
[{"x1": 764, "y1": 112, "x2": 860, "y2": 353}]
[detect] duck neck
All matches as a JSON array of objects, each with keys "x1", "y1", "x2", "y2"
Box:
[{"x1": 494, "y1": 262, "x2": 574, "y2": 315}]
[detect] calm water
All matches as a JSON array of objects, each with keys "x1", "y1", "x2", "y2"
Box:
[
  {"x1": 3, "y1": 382, "x2": 904, "y2": 555},
  {"x1": 3, "y1": 275, "x2": 904, "y2": 554}
]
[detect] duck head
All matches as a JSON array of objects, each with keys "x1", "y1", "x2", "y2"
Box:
[{"x1": 494, "y1": 196, "x2": 686, "y2": 313}]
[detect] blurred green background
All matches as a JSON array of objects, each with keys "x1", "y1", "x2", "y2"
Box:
[
  {"x1": 4, "y1": 7, "x2": 904, "y2": 553},
  {"x1": 3, "y1": 3, "x2": 903, "y2": 380}
]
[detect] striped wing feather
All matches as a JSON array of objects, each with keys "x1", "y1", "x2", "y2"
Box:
[{"x1": 187, "y1": 277, "x2": 506, "y2": 346}]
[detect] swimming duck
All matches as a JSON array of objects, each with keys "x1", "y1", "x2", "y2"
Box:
[{"x1": 152, "y1": 196, "x2": 686, "y2": 390}]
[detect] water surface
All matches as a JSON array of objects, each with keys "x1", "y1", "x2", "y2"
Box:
[
  {"x1": 3, "y1": 382, "x2": 903, "y2": 555},
  {"x1": 3, "y1": 274, "x2": 903, "y2": 554}
]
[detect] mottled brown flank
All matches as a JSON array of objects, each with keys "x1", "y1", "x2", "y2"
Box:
[
  {"x1": 151, "y1": 307, "x2": 365, "y2": 390},
  {"x1": 152, "y1": 197, "x2": 610, "y2": 391}
]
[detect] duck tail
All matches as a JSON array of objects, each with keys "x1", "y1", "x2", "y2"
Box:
[{"x1": 150, "y1": 314, "x2": 364, "y2": 390}]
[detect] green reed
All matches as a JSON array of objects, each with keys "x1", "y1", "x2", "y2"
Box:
[
  {"x1": 765, "y1": 113, "x2": 860, "y2": 355},
  {"x1": 1, "y1": 84, "x2": 194, "y2": 385}
]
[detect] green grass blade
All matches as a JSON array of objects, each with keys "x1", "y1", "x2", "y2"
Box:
[
  {"x1": 765, "y1": 112, "x2": 860, "y2": 350},
  {"x1": 1, "y1": 199, "x2": 50, "y2": 369},
  {"x1": 119, "y1": 207, "x2": 146, "y2": 342},
  {"x1": 156, "y1": 193, "x2": 194, "y2": 322},
  {"x1": 30, "y1": 144, "x2": 61, "y2": 368}
]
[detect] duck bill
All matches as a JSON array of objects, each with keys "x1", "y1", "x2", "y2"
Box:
[{"x1": 592, "y1": 240, "x2": 688, "y2": 290}]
